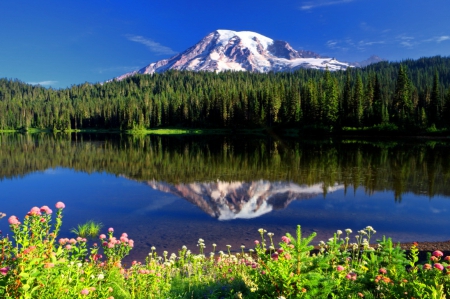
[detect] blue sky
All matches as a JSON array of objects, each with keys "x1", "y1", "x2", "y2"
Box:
[{"x1": 1, "y1": 0, "x2": 449, "y2": 88}]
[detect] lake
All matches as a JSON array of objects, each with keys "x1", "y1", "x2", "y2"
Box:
[{"x1": 1, "y1": 133, "x2": 450, "y2": 263}]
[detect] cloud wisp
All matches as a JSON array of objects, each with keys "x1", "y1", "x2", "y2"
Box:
[
  {"x1": 424, "y1": 35, "x2": 450, "y2": 43},
  {"x1": 28, "y1": 80, "x2": 58, "y2": 86},
  {"x1": 300, "y1": 0, "x2": 355, "y2": 10},
  {"x1": 126, "y1": 35, "x2": 177, "y2": 56}
]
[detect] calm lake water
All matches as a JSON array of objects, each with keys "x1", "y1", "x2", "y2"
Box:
[{"x1": 1, "y1": 133, "x2": 450, "y2": 263}]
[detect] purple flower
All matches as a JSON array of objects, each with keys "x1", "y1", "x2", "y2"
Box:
[{"x1": 0, "y1": 267, "x2": 9, "y2": 275}]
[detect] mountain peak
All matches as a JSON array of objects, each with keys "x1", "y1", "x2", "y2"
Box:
[{"x1": 116, "y1": 29, "x2": 352, "y2": 80}]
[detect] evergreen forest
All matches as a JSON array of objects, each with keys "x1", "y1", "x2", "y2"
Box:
[{"x1": 1, "y1": 56, "x2": 450, "y2": 133}]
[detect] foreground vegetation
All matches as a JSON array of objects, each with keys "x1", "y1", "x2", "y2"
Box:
[
  {"x1": 1, "y1": 56, "x2": 450, "y2": 134},
  {"x1": 1, "y1": 203, "x2": 450, "y2": 298}
]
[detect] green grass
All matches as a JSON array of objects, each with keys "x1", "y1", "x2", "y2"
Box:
[{"x1": 71, "y1": 220, "x2": 103, "y2": 239}]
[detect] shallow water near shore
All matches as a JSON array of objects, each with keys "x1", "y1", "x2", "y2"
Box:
[{"x1": 1, "y1": 133, "x2": 450, "y2": 263}]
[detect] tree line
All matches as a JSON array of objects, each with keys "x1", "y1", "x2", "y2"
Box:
[{"x1": 1, "y1": 56, "x2": 450, "y2": 131}]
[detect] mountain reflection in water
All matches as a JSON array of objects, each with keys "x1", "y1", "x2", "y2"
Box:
[{"x1": 146, "y1": 180, "x2": 344, "y2": 220}]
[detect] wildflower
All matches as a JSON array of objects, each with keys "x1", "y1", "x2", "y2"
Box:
[
  {"x1": 258, "y1": 228, "x2": 264, "y2": 233},
  {"x1": 151, "y1": 246, "x2": 156, "y2": 251},
  {"x1": 226, "y1": 245, "x2": 231, "y2": 248},
  {"x1": 0, "y1": 267, "x2": 9, "y2": 275},
  {"x1": 433, "y1": 250, "x2": 444, "y2": 258},
  {"x1": 336, "y1": 230, "x2": 343, "y2": 235},
  {"x1": 99, "y1": 234, "x2": 106, "y2": 239},
  {"x1": 281, "y1": 236, "x2": 290, "y2": 244},
  {"x1": 284, "y1": 253, "x2": 292, "y2": 260},
  {"x1": 80, "y1": 289, "x2": 89, "y2": 295},
  {"x1": 423, "y1": 263, "x2": 432, "y2": 270},
  {"x1": 336, "y1": 265, "x2": 345, "y2": 271},
  {"x1": 379, "y1": 268, "x2": 387, "y2": 274},
  {"x1": 271, "y1": 252, "x2": 279, "y2": 261},
  {"x1": 434, "y1": 263, "x2": 444, "y2": 271},
  {"x1": 65, "y1": 245, "x2": 72, "y2": 250},
  {"x1": 345, "y1": 229, "x2": 352, "y2": 234},
  {"x1": 358, "y1": 293, "x2": 364, "y2": 298},
  {"x1": 44, "y1": 263, "x2": 55, "y2": 268},
  {"x1": 267, "y1": 232, "x2": 274, "y2": 237},
  {"x1": 28, "y1": 207, "x2": 41, "y2": 216},
  {"x1": 108, "y1": 227, "x2": 114, "y2": 232},
  {"x1": 8, "y1": 216, "x2": 20, "y2": 225},
  {"x1": 40, "y1": 206, "x2": 53, "y2": 214},
  {"x1": 254, "y1": 240, "x2": 260, "y2": 245},
  {"x1": 55, "y1": 202, "x2": 65, "y2": 209}
]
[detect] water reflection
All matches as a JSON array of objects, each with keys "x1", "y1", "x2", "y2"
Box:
[
  {"x1": 146, "y1": 180, "x2": 344, "y2": 220},
  {"x1": 1, "y1": 133, "x2": 450, "y2": 262}
]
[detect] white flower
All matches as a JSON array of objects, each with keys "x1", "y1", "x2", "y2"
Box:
[
  {"x1": 151, "y1": 246, "x2": 156, "y2": 251},
  {"x1": 241, "y1": 245, "x2": 245, "y2": 249},
  {"x1": 98, "y1": 273, "x2": 104, "y2": 280},
  {"x1": 77, "y1": 263, "x2": 82, "y2": 268},
  {"x1": 182, "y1": 245, "x2": 187, "y2": 250},
  {"x1": 345, "y1": 229, "x2": 352, "y2": 234},
  {"x1": 267, "y1": 232, "x2": 274, "y2": 237},
  {"x1": 336, "y1": 230, "x2": 343, "y2": 235}
]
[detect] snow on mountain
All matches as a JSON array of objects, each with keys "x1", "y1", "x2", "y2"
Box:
[
  {"x1": 350, "y1": 55, "x2": 386, "y2": 67},
  {"x1": 145, "y1": 180, "x2": 344, "y2": 220},
  {"x1": 116, "y1": 30, "x2": 351, "y2": 80}
]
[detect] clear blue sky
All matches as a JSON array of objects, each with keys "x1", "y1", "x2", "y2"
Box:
[{"x1": 1, "y1": 0, "x2": 449, "y2": 88}]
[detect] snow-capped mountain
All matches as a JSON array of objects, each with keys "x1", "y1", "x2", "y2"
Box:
[
  {"x1": 116, "y1": 30, "x2": 351, "y2": 80},
  {"x1": 145, "y1": 180, "x2": 344, "y2": 220}
]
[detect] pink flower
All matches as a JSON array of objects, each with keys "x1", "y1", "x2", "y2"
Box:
[
  {"x1": 28, "y1": 207, "x2": 41, "y2": 216},
  {"x1": 80, "y1": 289, "x2": 89, "y2": 295},
  {"x1": 445, "y1": 256, "x2": 450, "y2": 262},
  {"x1": 99, "y1": 234, "x2": 106, "y2": 239},
  {"x1": 128, "y1": 240, "x2": 134, "y2": 248},
  {"x1": 284, "y1": 253, "x2": 292, "y2": 260},
  {"x1": 65, "y1": 245, "x2": 72, "y2": 250},
  {"x1": 108, "y1": 227, "x2": 114, "y2": 232},
  {"x1": 55, "y1": 202, "x2": 65, "y2": 209},
  {"x1": 271, "y1": 253, "x2": 279, "y2": 261},
  {"x1": 0, "y1": 267, "x2": 9, "y2": 275},
  {"x1": 336, "y1": 265, "x2": 345, "y2": 271},
  {"x1": 379, "y1": 268, "x2": 387, "y2": 274},
  {"x1": 44, "y1": 263, "x2": 54, "y2": 268},
  {"x1": 423, "y1": 263, "x2": 432, "y2": 270},
  {"x1": 8, "y1": 216, "x2": 20, "y2": 225},
  {"x1": 433, "y1": 250, "x2": 444, "y2": 258},
  {"x1": 434, "y1": 263, "x2": 444, "y2": 271},
  {"x1": 281, "y1": 236, "x2": 291, "y2": 244},
  {"x1": 40, "y1": 206, "x2": 52, "y2": 214},
  {"x1": 121, "y1": 233, "x2": 128, "y2": 238},
  {"x1": 40, "y1": 218, "x2": 46, "y2": 223}
]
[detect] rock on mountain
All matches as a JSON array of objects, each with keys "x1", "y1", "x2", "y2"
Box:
[
  {"x1": 116, "y1": 30, "x2": 351, "y2": 80},
  {"x1": 145, "y1": 180, "x2": 344, "y2": 220}
]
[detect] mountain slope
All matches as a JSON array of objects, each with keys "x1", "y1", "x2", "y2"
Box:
[{"x1": 117, "y1": 30, "x2": 351, "y2": 80}]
